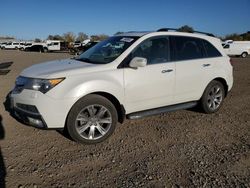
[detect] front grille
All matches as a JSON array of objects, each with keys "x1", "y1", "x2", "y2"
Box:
[{"x1": 16, "y1": 103, "x2": 39, "y2": 114}]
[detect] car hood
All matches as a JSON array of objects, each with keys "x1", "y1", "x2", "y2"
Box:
[{"x1": 20, "y1": 58, "x2": 107, "y2": 78}]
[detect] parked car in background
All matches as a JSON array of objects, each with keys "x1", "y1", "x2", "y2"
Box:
[
  {"x1": 45, "y1": 40, "x2": 69, "y2": 52},
  {"x1": 10, "y1": 28, "x2": 233, "y2": 144},
  {"x1": 0, "y1": 42, "x2": 8, "y2": 49},
  {"x1": 46, "y1": 40, "x2": 61, "y2": 51},
  {"x1": 222, "y1": 41, "x2": 250, "y2": 58},
  {"x1": 73, "y1": 41, "x2": 81, "y2": 48},
  {"x1": 21, "y1": 42, "x2": 33, "y2": 50},
  {"x1": 3, "y1": 42, "x2": 20, "y2": 50},
  {"x1": 70, "y1": 41, "x2": 99, "y2": 55},
  {"x1": 24, "y1": 44, "x2": 48, "y2": 53},
  {"x1": 18, "y1": 42, "x2": 26, "y2": 50}
]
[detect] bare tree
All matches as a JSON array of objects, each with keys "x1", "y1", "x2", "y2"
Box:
[
  {"x1": 47, "y1": 35, "x2": 64, "y2": 41},
  {"x1": 177, "y1": 25, "x2": 194, "y2": 33},
  {"x1": 63, "y1": 32, "x2": 76, "y2": 43},
  {"x1": 34, "y1": 38, "x2": 41, "y2": 43},
  {"x1": 114, "y1": 31, "x2": 124, "y2": 35},
  {"x1": 91, "y1": 34, "x2": 109, "y2": 41},
  {"x1": 98, "y1": 34, "x2": 109, "y2": 40},
  {"x1": 76, "y1": 32, "x2": 88, "y2": 42},
  {"x1": 47, "y1": 35, "x2": 54, "y2": 40}
]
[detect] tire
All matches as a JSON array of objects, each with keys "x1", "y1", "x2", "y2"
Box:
[
  {"x1": 241, "y1": 52, "x2": 248, "y2": 58},
  {"x1": 43, "y1": 48, "x2": 48, "y2": 53},
  {"x1": 200, "y1": 80, "x2": 225, "y2": 114},
  {"x1": 66, "y1": 94, "x2": 118, "y2": 144}
]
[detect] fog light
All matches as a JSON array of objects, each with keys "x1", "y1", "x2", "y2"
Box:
[{"x1": 27, "y1": 117, "x2": 43, "y2": 128}]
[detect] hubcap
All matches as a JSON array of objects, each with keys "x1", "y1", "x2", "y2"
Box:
[
  {"x1": 75, "y1": 105, "x2": 112, "y2": 140},
  {"x1": 207, "y1": 85, "x2": 223, "y2": 111}
]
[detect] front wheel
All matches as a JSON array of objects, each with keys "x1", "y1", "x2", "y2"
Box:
[
  {"x1": 200, "y1": 80, "x2": 225, "y2": 114},
  {"x1": 66, "y1": 94, "x2": 118, "y2": 144},
  {"x1": 241, "y1": 52, "x2": 248, "y2": 58}
]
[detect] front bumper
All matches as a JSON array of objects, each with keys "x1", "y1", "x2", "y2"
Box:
[
  {"x1": 12, "y1": 106, "x2": 48, "y2": 129},
  {"x1": 10, "y1": 89, "x2": 76, "y2": 129}
]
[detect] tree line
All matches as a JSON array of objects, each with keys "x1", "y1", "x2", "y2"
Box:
[
  {"x1": 42, "y1": 32, "x2": 109, "y2": 43},
  {"x1": 2, "y1": 25, "x2": 250, "y2": 42},
  {"x1": 163, "y1": 25, "x2": 250, "y2": 41}
]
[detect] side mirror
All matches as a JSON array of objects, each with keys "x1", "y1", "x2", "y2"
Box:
[{"x1": 129, "y1": 57, "x2": 147, "y2": 68}]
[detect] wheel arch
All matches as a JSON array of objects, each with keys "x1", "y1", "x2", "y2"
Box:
[
  {"x1": 91, "y1": 92, "x2": 126, "y2": 124},
  {"x1": 66, "y1": 91, "x2": 126, "y2": 125},
  {"x1": 212, "y1": 77, "x2": 229, "y2": 97}
]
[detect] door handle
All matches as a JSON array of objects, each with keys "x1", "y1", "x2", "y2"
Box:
[
  {"x1": 162, "y1": 69, "x2": 173, "y2": 73},
  {"x1": 203, "y1": 64, "x2": 211, "y2": 67}
]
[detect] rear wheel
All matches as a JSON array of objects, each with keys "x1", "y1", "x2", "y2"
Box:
[
  {"x1": 241, "y1": 52, "x2": 248, "y2": 58},
  {"x1": 200, "y1": 80, "x2": 225, "y2": 113},
  {"x1": 66, "y1": 94, "x2": 118, "y2": 144}
]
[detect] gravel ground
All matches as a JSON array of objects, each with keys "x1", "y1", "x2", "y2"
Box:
[{"x1": 0, "y1": 50, "x2": 249, "y2": 188}]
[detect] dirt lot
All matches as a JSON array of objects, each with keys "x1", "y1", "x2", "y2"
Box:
[{"x1": 0, "y1": 50, "x2": 249, "y2": 187}]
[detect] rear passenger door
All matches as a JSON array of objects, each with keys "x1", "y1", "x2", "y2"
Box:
[{"x1": 172, "y1": 36, "x2": 212, "y2": 103}]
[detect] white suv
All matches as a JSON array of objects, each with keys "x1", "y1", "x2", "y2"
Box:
[
  {"x1": 10, "y1": 29, "x2": 233, "y2": 144},
  {"x1": 4, "y1": 42, "x2": 20, "y2": 50}
]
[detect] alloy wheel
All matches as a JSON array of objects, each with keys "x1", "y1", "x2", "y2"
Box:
[
  {"x1": 75, "y1": 104, "x2": 112, "y2": 140},
  {"x1": 207, "y1": 85, "x2": 223, "y2": 111}
]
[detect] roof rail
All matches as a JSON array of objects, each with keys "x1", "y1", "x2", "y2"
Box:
[{"x1": 157, "y1": 28, "x2": 215, "y2": 37}]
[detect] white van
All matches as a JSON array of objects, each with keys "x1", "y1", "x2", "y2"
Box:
[
  {"x1": 223, "y1": 41, "x2": 250, "y2": 58},
  {"x1": 46, "y1": 40, "x2": 61, "y2": 51}
]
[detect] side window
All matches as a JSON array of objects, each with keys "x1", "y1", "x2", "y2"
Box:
[
  {"x1": 174, "y1": 36, "x2": 204, "y2": 61},
  {"x1": 132, "y1": 37, "x2": 170, "y2": 65},
  {"x1": 223, "y1": 44, "x2": 230, "y2": 49},
  {"x1": 203, "y1": 40, "x2": 222, "y2": 57}
]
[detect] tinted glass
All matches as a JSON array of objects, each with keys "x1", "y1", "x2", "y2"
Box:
[
  {"x1": 132, "y1": 37, "x2": 170, "y2": 65},
  {"x1": 174, "y1": 36, "x2": 204, "y2": 61},
  {"x1": 203, "y1": 40, "x2": 222, "y2": 57},
  {"x1": 223, "y1": 44, "x2": 230, "y2": 49}
]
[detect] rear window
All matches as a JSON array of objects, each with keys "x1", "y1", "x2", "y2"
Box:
[
  {"x1": 173, "y1": 36, "x2": 205, "y2": 61},
  {"x1": 203, "y1": 40, "x2": 222, "y2": 57}
]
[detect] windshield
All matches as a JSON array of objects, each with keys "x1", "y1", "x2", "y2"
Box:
[{"x1": 75, "y1": 36, "x2": 139, "y2": 64}]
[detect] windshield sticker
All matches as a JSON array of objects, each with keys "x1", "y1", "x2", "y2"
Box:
[{"x1": 120, "y1": 38, "x2": 134, "y2": 43}]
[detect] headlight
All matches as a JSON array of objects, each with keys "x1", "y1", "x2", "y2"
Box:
[{"x1": 15, "y1": 76, "x2": 65, "y2": 94}]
